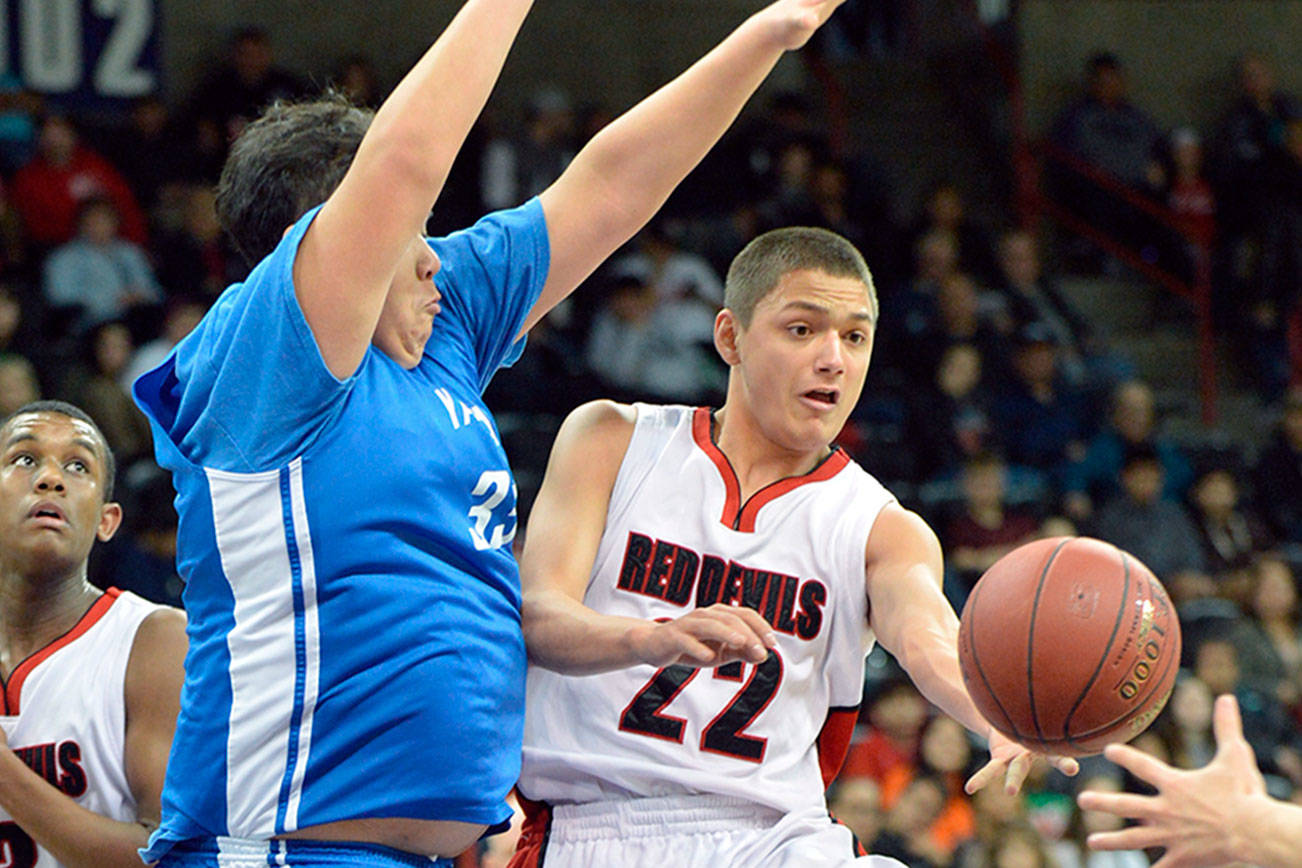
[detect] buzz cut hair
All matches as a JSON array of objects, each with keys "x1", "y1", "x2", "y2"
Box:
[
  {"x1": 723, "y1": 227, "x2": 877, "y2": 327},
  {"x1": 1, "y1": 400, "x2": 117, "y2": 501}
]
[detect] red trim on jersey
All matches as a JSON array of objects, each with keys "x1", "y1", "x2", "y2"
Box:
[
  {"x1": 692, "y1": 407, "x2": 741, "y2": 527},
  {"x1": 817, "y1": 706, "x2": 860, "y2": 788},
  {"x1": 509, "y1": 790, "x2": 553, "y2": 868},
  {"x1": 691, "y1": 407, "x2": 850, "y2": 532},
  {"x1": 3, "y1": 588, "x2": 121, "y2": 715}
]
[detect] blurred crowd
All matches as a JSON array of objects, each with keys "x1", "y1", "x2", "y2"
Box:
[{"x1": 0, "y1": 22, "x2": 1297, "y2": 868}]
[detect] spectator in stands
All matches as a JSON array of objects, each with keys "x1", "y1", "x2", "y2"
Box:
[
  {"x1": 584, "y1": 273, "x2": 721, "y2": 403},
  {"x1": 102, "y1": 96, "x2": 199, "y2": 211},
  {"x1": 42, "y1": 197, "x2": 162, "y2": 332},
  {"x1": 188, "y1": 27, "x2": 305, "y2": 152},
  {"x1": 612, "y1": 221, "x2": 725, "y2": 304},
  {"x1": 1252, "y1": 389, "x2": 1302, "y2": 543},
  {"x1": 1091, "y1": 442, "x2": 1206, "y2": 581},
  {"x1": 911, "y1": 343, "x2": 999, "y2": 480},
  {"x1": 66, "y1": 320, "x2": 153, "y2": 468},
  {"x1": 332, "y1": 54, "x2": 383, "y2": 109},
  {"x1": 879, "y1": 715, "x2": 978, "y2": 863},
  {"x1": 1056, "y1": 774, "x2": 1150, "y2": 868},
  {"x1": 993, "y1": 230, "x2": 1089, "y2": 368},
  {"x1": 1064, "y1": 379, "x2": 1192, "y2": 520},
  {"x1": 0, "y1": 73, "x2": 40, "y2": 173},
  {"x1": 952, "y1": 782, "x2": 1028, "y2": 868},
  {"x1": 1152, "y1": 673, "x2": 1216, "y2": 772},
  {"x1": 930, "y1": 272, "x2": 1005, "y2": 374},
  {"x1": 827, "y1": 777, "x2": 884, "y2": 854},
  {"x1": 120, "y1": 295, "x2": 208, "y2": 391},
  {"x1": 1164, "y1": 127, "x2": 1216, "y2": 249},
  {"x1": 12, "y1": 113, "x2": 148, "y2": 250},
  {"x1": 1189, "y1": 467, "x2": 1273, "y2": 578},
  {"x1": 944, "y1": 452, "x2": 1039, "y2": 602},
  {"x1": 0, "y1": 353, "x2": 39, "y2": 416},
  {"x1": 988, "y1": 820, "x2": 1060, "y2": 868},
  {"x1": 92, "y1": 469, "x2": 184, "y2": 607},
  {"x1": 991, "y1": 322, "x2": 1093, "y2": 488},
  {"x1": 886, "y1": 230, "x2": 960, "y2": 387},
  {"x1": 757, "y1": 137, "x2": 822, "y2": 229},
  {"x1": 481, "y1": 86, "x2": 576, "y2": 210},
  {"x1": 841, "y1": 679, "x2": 928, "y2": 784},
  {"x1": 870, "y1": 774, "x2": 949, "y2": 868},
  {"x1": 1245, "y1": 556, "x2": 1302, "y2": 711},
  {"x1": 907, "y1": 182, "x2": 999, "y2": 287},
  {"x1": 153, "y1": 186, "x2": 238, "y2": 298},
  {"x1": 0, "y1": 281, "x2": 42, "y2": 365}
]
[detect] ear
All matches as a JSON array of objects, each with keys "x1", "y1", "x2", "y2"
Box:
[
  {"x1": 97, "y1": 501, "x2": 123, "y2": 543},
  {"x1": 714, "y1": 308, "x2": 742, "y2": 367}
]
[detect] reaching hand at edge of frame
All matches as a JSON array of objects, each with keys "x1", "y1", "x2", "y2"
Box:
[
  {"x1": 1077, "y1": 694, "x2": 1266, "y2": 868},
  {"x1": 628, "y1": 604, "x2": 779, "y2": 668},
  {"x1": 964, "y1": 727, "x2": 1080, "y2": 796},
  {"x1": 755, "y1": 0, "x2": 848, "y2": 51}
]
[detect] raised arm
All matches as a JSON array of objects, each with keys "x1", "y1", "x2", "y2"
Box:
[
  {"x1": 523, "y1": 0, "x2": 845, "y2": 334},
  {"x1": 0, "y1": 608, "x2": 185, "y2": 868},
  {"x1": 864, "y1": 504, "x2": 1078, "y2": 793},
  {"x1": 295, "y1": 0, "x2": 534, "y2": 377},
  {"x1": 521, "y1": 401, "x2": 775, "y2": 674}
]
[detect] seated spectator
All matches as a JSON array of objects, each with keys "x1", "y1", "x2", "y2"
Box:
[
  {"x1": 584, "y1": 273, "x2": 721, "y2": 403},
  {"x1": 879, "y1": 715, "x2": 978, "y2": 862},
  {"x1": 1244, "y1": 556, "x2": 1302, "y2": 712},
  {"x1": 188, "y1": 27, "x2": 306, "y2": 151},
  {"x1": 906, "y1": 182, "x2": 999, "y2": 286},
  {"x1": 991, "y1": 323, "x2": 1094, "y2": 488},
  {"x1": 0, "y1": 353, "x2": 39, "y2": 416},
  {"x1": 883, "y1": 230, "x2": 960, "y2": 387},
  {"x1": 1091, "y1": 443, "x2": 1207, "y2": 582},
  {"x1": 99, "y1": 96, "x2": 200, "y2": 212},
  {"x1": 0, "y1": 73, "x2": 40, "y2": 173},
  {"x1": 1163, "y1": 127, "x2": 1216, "y2": 249},
  {"x1": 1151, "y1": 672, "x2": 1216, "y2": 772},
  {"x1": 952, "y1": 783, "x2": 1028, "y2": 868},
  {"x1": 1189, "y1": 467, "x2": 1273, "y2": 579},
  {"x1": 869, "y1": 774, "x2": 949, "y2": 868},
  {"x1": 911, "y1": 343, "x2": 999, "y2": 480},
  {"x1": 841, "y1": 679, "x2": 928, "y2": 784},
  {"x1": 481, "y1": 86, "x2": 576, "y2": 210},
  {"x1": 120, "y1": 295, "x2": 209, "y2": 391},
  {"x1": 65, "y1": 320, "x2": 152, "y2": 467},
  {"x1": 612, "y1": 221, "x2": 725, "y2": 304},
  {"x1": 826, "y1": 777, "x2": 884, "y2": 854},
  {"x1": 1064, "y1": 379, "x2": 1193, "y2": 520},
  {"x1": 12, "y1": 113, "x2": 147, "y2": 250},
  {"x1": 153, "y1": 186, "x2": 239, "y2": 298},
  {"x1": 943, "y1": 452, "x2": 1039, "y2": 603},
  {"x1": 1252, "y1": 389, "x2": 1302, "y2": 543},
  {"x1": 42, "y1": 197, "x2": 162, "y2": 332},
  {"x1": 988, "y1": 820, "x2": 1061, "y2": 868}
]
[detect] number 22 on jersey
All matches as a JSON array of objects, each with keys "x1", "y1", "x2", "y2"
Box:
[{"x1": 618, "y1": 650, "x2": 784, "y2": 762}]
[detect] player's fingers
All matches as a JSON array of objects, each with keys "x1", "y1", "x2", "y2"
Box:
[
  {"x1": 1003, "y1": 752, "x2": 1031, "y2": 794},
  {"x1": 1051, "y1": 755, "x2": 1080, "y2": 776},
  {"x1": 672, "y1": 634, "x2": 719, "y2": 666},
  {"x1": 1102, "y1": 743, "x2": 1176, "y2": 788},
  {"x1": 720, "y1": 605, "x2": 779, "y2": 649},
  {"x1": 678, "y1": 616, "x2": 749, "y2": 651},
  {"x1": 963, "y1": 758, "x2": 1004, "y2": 795},
  {"x1": 695, "y1": 607, "x2": 770, "y2": 661},
  {"x1": 1211, "y1": 693, "x2": 1244, "y2": 751},
  {"x1": 1086, "y1": 824, "x2": 1172, "y2": 853},
  {"x1": 1076, "y1": 790, "x2": 1159, "y2": 821}
]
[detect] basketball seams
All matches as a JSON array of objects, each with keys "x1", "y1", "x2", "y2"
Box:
[
  {"x1": 1060, "y1": 546, "x2": 1132, "y2": 748},
  {"x1": 1026, "y1": 538, "x2": 1072, "y2": 746},
  {"x1": 962, "y1": 573, "x2": 1023, "y2": 742}
]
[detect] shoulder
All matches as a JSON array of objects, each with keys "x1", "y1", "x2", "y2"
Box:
[
  {"x1": 865, "y1": 503, "x2": 942, "y2": 567},
  {"x1": 557, "y1": 399, "x2": 638, "y2": 449},
  {"x1": 125, "y1": 607, "x2": 186, "y2": 704}
]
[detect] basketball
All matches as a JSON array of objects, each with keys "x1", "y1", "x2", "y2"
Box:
[{"x1": 957, "y1": 536, "x2": 1181, "y2": 757}]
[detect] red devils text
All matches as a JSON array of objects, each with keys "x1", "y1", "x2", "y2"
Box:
[
  {"x1": 14, "y1": 741, "x2": 86, "y2": 797},
  {"x1": 617, "y1": 532, "x2": 826, "y2": 640}
]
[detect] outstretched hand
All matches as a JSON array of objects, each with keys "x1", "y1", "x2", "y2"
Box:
[
  {"x1": 630, "y1": 603, "x2": 778, "y2": 668},
  {"x1": 1077, "y1": 695, "x2": 1265, "y2": 868},
  {"x1": 755, "y1": 0, "x2": 848, "y2": 51},
  {"x1": 965, "y1": 728, "x2": 1080, "y2": 796}
]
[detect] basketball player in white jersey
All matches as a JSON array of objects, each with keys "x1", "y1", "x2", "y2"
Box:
[
  {"x1": 0, "y1": 400, "x2": 185, "y2": 868},
  {"x1": 512, "y1": 228, "x2": 1079, "y2": 866}
]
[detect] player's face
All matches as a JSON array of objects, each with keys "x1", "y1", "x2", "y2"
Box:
[
  {"x1": 728, "y1": 269, "x2": 874, "y2": 453},
  {"x1": 0, "y1": 413, "x2": 120, "y2": 577},
  {"x1": 373, "y1": 235, "x2": 442, "y2": 369}
]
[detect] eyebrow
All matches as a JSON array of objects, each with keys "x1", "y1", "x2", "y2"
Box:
[
  {"x1": 3, "y1": 431, "x2": 101, "y2": 461},
  {"x1": 780, "y1": 300, "x2": 875, "y2": 323}
]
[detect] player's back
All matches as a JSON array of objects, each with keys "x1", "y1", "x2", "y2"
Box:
[
  {"x1": 519, "y1": 403, "x2": 896, "y2": 816},
  {"x1": 0, "y1": 588, "x2": 167, "y2": 867}
]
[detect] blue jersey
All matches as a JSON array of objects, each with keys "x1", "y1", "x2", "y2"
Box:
[{"x1": 134, "y1": 200, "x2": 549, "y2": 860}]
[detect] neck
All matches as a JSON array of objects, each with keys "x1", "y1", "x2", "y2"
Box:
[
  {"x1": 0, "y1": 566, "x2": 100, "y2": 674},
  {"x1": 713, "y1": 401, "x2": 831, "y2": 502}
]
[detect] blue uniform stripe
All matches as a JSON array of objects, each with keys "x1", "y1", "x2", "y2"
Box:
[{"x1": 275, "y1": 466, "x2": 308, "y2": 832}]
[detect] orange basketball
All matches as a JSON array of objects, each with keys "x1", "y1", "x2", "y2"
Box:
[{"x1": 957, "y1": 537, "x2": 1181, "y2": 757}]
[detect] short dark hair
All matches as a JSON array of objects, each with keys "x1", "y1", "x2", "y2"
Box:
[
  {"x1": 724, "y1": 227, "x2": 876, "y2": 327},
  {"x1": 2, "y1": 400, "x2": 117, "y2": 500},
  {"x1": 216, "y1": 92, "x2": 374, "y2": 266}
]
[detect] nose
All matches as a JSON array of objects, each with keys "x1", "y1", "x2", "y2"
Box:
[
  {"x1": 418, "y1": 247, "x2": 440, "y2": 282},
  {"x1": 815, "y1": 330, "x2": 845, "y2": 374},
  {"x1": 34, "y1": 461, "x2": 65, "y2": 493}
]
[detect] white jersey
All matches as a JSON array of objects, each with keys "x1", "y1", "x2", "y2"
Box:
[
  {"x1": 520, "y1": 404, "x2": 896, "y2": 816},
  {"x1": 0, "y1": 588, "x2": 166, "y2": 868}
]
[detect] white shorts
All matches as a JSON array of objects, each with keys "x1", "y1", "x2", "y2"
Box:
[{"x1": 518, "y1": 794, "x2": 904, "y2": 868}]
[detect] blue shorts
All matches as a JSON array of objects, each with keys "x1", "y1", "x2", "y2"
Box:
[{"x1": 152, "y1": 837, "x2": 453, "y2": 867}]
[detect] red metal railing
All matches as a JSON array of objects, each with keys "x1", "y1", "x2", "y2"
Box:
[{"x1": 960, "y1": 0, "x2": 1218, "y2": 423}]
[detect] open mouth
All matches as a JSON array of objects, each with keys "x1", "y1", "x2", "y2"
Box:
[
  {"x1": 28, "y1": 502, "x2": 67, "y2": 525},
  {"x1": 803, "y1": 389, "x2": 839, "y2": 406}
]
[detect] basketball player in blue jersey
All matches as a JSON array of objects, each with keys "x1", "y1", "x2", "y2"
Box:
[
  {"x1": 131, "y1": 1, "x2": 850, "y2": 866},
  {"x1": 0, "y1": 401, "x2": 186, "y2": 868},
  {"x1": 513, "y1": 229, "x2": 1079, "y2": 865}
]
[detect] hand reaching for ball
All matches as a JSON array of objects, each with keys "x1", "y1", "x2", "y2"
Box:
[{"x1": 965, "y1": 728, "x2": 1080, "y2": 796}]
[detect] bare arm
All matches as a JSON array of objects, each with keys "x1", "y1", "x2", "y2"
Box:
[
  {"x1": 522, "y1": 401, "x2": 775, "y2": 674},
  {"x1": 1081, "y1": 694, "x2": 1302, "y2": 868},
  {"x1": 0, "y1": 608, "x2": 185, "y2": 868},
  {"x1": 865, "y1": 505, "x2": 1077, "y2": 793},
  {"x1": 522, "y1": 0, "x2": 845, "y2": 335},
  {"x1": 295, "y1": 0, "x2": 534, "y2": 377}
]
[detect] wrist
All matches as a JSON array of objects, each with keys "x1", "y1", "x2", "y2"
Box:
[{"x1": 623, "y1": 621, "x2": 657, "y2": 665}]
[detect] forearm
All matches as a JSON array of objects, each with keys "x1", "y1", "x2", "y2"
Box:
[
  {"x1": 523, "y1": 588, "x2": 652, "y2": 675},
  {"x1": 0, "y1": 748, "x2": 151, "y2": 868},
  {"x1": 1235, "y1": 795, "x2": 1302, "y2": 868},
  {"x1": 360, "y1": 0, "x2": 533, "y2": 195},
  {"x1": 891, "y1": 611, "x2": 994, "y2": 740},
  {"x1": 567, "y1": 12, "x2": 788, "y2": 236}
]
